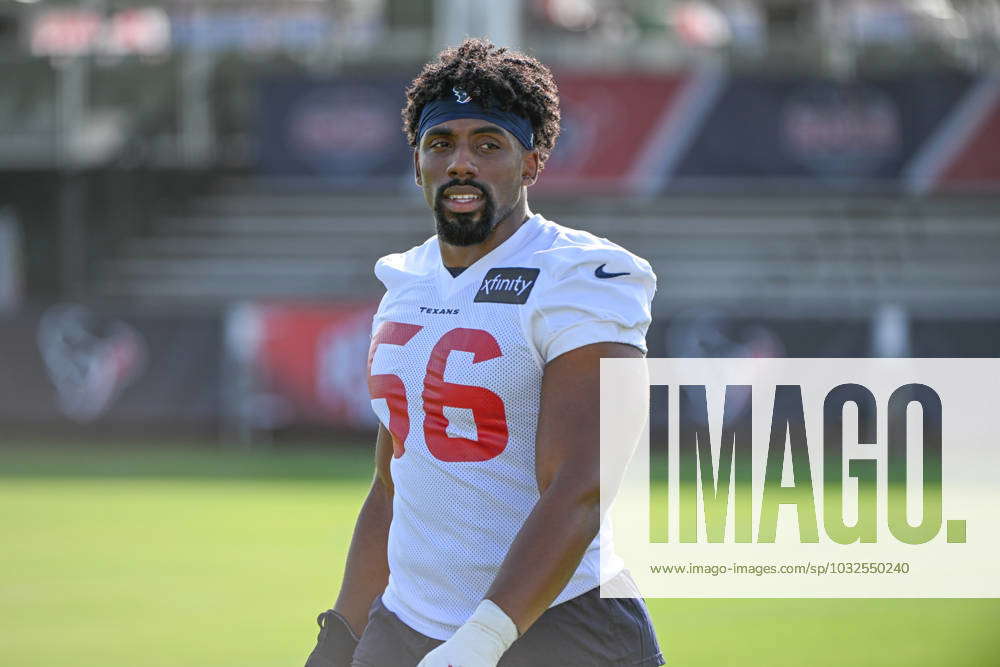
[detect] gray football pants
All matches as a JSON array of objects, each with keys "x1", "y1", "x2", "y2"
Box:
[{"x1": 351, "y1": 583, "x2": 665, "y2": 666}]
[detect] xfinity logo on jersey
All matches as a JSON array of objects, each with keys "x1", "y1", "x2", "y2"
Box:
[{"x1": 474, "y1": 268, "x2": 540, "y2": 304}]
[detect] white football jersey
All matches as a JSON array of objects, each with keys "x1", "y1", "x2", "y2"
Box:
[{"x1": 366, "y1": 213, "x2": 655, "y2": 640}]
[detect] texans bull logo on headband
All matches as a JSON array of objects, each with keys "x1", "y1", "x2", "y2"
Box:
[{"x1": 418, "y1": 90, "x2": 536, "y2": 150}]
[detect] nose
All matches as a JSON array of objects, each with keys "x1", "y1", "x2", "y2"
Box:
[{"x1": 447, "y1": 143, "x2": 478, "y2": 181}]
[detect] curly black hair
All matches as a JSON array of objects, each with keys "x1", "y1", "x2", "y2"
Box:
[{"x1": 402, "y1": 38, "x2": 561, "y2": 166}]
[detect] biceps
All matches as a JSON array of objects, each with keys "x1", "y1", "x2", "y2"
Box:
[
  {"x1": 374, "y1": 424, "x2": 394, "y2": 496},
  {"x1": 534, "y1": 342, "x2": 642, "y2": 494}
]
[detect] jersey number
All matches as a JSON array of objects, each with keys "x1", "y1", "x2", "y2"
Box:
[{"x1": 368, "y1": 323, "x2": 509, "y2": 462}]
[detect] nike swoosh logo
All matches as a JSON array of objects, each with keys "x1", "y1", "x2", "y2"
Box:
[{"x1": 594, "y1": 263, "x2": 630, "y2": 279}]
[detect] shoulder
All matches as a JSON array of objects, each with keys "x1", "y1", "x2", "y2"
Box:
[
  {"x1": 530, "y1": 217, "x2": 656, "y2": 297},
  {"x1": 373, "y1": 235, "x2": 438, "y2": 290},
  {"x1": 523, "y1": 217, "x2": 656, "y2": 361}
]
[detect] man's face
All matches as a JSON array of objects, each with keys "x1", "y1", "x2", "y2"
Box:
[{"x1": 415, "y1": 117, "x2": 537, "y2": 247}]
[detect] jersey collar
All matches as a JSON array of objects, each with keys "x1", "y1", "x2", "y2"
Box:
[{"x1": 434, "y1": 213, "x2": 545, "y2": 299}]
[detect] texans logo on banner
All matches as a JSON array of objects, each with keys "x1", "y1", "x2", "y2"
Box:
[{"x1": 37, "y1": 304, "x2": 148, "y2": 422}]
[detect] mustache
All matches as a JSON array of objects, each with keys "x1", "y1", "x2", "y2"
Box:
[{"x1": 435, "y1": 179, "x2": 490, "y2": 201}]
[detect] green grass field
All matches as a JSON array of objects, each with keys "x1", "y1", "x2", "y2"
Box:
[{"x1": 1, "y1": 442, "x2": 997, "y2": 666}]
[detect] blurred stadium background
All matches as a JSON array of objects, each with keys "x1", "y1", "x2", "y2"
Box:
[{"x1": 1, "y1": 1, "x2": 999, "y2": 665}]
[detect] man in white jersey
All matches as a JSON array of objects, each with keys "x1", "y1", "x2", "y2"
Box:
[{"x1": 305, "y1": 38, "x2": 664, "y2": 667}]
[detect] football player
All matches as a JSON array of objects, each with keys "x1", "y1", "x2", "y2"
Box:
[{"x1": 305, "y1": 38, "x2": 663, "y2": 667}]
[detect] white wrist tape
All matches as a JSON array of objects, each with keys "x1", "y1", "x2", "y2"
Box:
[
  {"x1": 466, "y1": 599, "x2": 519, "y2": 652},
  {"x1": 416, "y1": 600, "x2": 518, "y2": 667}
]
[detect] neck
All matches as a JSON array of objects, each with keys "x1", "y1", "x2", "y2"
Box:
[{"x1": 439, "y1": 194, "x2": 532, "y2": 268}]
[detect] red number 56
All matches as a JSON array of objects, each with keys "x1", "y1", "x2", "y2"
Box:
[{"x1": 367, "y1": 322, "x2": 509, "y2": 462}]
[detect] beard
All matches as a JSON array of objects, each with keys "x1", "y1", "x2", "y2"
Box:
[{"x1": 433, "y1": 179, "x2": 499, "y2": 247}]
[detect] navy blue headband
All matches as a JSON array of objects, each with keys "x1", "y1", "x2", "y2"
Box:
[{"x1": 417, "y1": 88, "x2": 535, "y2": 150}]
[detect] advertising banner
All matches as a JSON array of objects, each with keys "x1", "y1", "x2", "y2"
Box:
[
  {"x1": 911, "y1": 75, "x2": 1000, "y2": 192},
  {"x1": 0, "y1": 304, "x2": 221, "y2": 427},
  {"x1": 256, "y1": 71, "x2": 1000, "y2": 192},
  {"x1": 231, "y1": 301, "x2": 379, "y2": 431},
  {"x1": 673, "y1": 73, "x2": 973, "y2": 187},
  {"x1": 257, "y1": 77, "x2": 413, "y2": 183},
  {"x1": 538, "y1": 72, "x2": 691, "y2": 193}
]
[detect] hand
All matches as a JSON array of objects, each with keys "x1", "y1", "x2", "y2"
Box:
[
  {"x1": 417, "y1": 600, "x2": 518, "y2": 667},
  {"x1": 304, "y1": 609, "x2": 359, "y2": 667}
]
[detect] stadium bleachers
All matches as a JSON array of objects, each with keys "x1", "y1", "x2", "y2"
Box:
[{"x1": 91, "y1": 177, "x2": 1000, "y2": 320}]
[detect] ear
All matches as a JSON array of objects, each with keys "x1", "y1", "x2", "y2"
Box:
[
  {"x1": 413, "y1": 150, "x2": 423, "y2": 186},
  {"x1": 521, "y1": 149, "x2": 540, "y2": 187}
]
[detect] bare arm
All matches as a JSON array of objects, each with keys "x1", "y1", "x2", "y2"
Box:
[
  {"x1": 332, "y1": 424, "x2": 394, "y2": 635},
  {"x1": 484, "y1": 342, "x2": 644, "y2": 633}
]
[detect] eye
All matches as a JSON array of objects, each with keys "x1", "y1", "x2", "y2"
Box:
[
  {"x1": 428, "y1": 139, "x2": 451, "y2": 150},
  {"x1": 479, "y1": 141, "x2": 501, "y2": 152}
]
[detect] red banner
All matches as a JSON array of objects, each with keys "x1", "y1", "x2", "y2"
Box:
[
  {"x1": 938, "y1": 79, "x2": 1000, "y2": 190},
  {"x1": 240, "y1": 301, "x2": 378, "y2": 429},
  {"x1": 539, "y1": 72, "x2": 689, "y2": 193}
]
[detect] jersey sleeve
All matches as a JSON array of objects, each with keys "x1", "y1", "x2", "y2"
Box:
[
  {"x1": 373, "y1": 235, "x2": 438, "y2": 291},
  {"x1": 529, "y1": 245, "x2": 656, "y2": 363}
]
